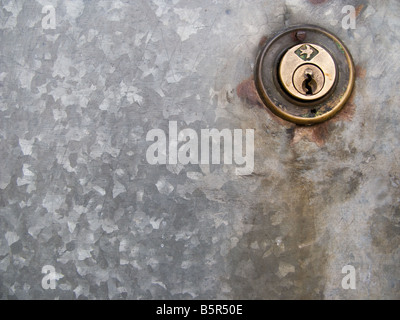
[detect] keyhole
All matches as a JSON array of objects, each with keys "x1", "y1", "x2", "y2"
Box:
[{"x1": 302, "y1": 74, "x2": 317, "y2": 95}]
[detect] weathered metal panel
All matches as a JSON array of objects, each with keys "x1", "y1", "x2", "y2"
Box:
[{"x1": 0, "y1": 0, "x2": 398, "y2": 299}]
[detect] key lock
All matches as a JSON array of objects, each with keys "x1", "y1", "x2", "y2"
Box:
[{"x1": 255, "y1": 25, "x2": 355, "y2": 125}]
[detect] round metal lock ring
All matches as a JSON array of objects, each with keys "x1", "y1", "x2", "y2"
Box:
[{"x1": 255, "y1": 25, "x2": 355, "y2": 125}]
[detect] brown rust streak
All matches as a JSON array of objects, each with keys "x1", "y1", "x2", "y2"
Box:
[
  {"x1": 236, "y1": 77, "x2": 293, "y2": 127},
  {"x1": 258, "y1": 36, "x2": 268, "y2": 49},
  {"x1": 356, "y1": 65, "x2": 366, "y2": 79},
  {"x1": 292, "y1": 122, "x2": 331, "y2": 147},
  {"x1": 236, "y1": 76, "x2": 264, "y2": 108},
  {"x1": 356, "y1": 4, "x2": 365, "y2": 18},
  {"x1": 291, "y1": 91, "x2": 356, "y2": 146}
]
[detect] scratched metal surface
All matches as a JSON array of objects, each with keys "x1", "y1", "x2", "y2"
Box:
[{"x1": 0, "y1": 0, "x2": 399, "y2": 299}]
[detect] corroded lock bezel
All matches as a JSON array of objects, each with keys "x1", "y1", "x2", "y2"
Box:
[{"x1": 255, "y1": 25, "x2": 355, "y2": 125}]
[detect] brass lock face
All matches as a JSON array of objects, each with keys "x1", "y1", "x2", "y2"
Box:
[
  {"x1": 279, "y1": 43, "x2": 336, "y2": 100},
  {"x1": 255, "y1": 25, "x2": 355, "y2": 125}
]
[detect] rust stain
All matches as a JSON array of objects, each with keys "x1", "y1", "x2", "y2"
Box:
[
  {"x1": 236, "y1": 77, "x2": 292, "y2": 127},
  {"x1": 292, "y1": 122, "x2": 330, "y2": 147},
  {"x1": 237, "y1": 61, "x2": 358, "y2": 147},
  {"x1": 335, "y1": 91, "x2": 356, "y2": 122},
  {"x1": 236, "y1": 76, "x2": 263, "y2": 107},
  {"x1": 258, "y1": 36, "x2": 268, "y2": 48},
  {"x1": 356, "y1": 4, "x2": 365, "y2": 17},
  {"x1": 291, "y1": 91, "x2": 356, "y2": 146},
  {"x1": 356, "y1": 65, "x2": 366, "y2": 79}
]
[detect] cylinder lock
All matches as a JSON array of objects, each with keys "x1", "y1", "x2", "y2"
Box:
[
  {"x1": 255, "y1": 25, "x2": 355, "y2": 125},
  {"x1": 279, "y1": 43, "x2": 336, "y2": 100}
]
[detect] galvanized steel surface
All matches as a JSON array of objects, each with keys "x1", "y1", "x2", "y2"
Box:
[{"x1": 0, "y1": 0, "x2": 399, "y2": 299}]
